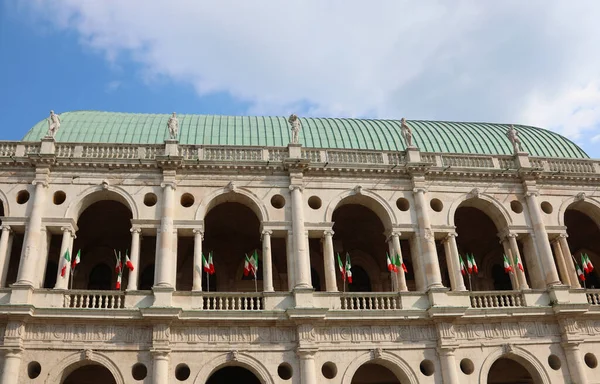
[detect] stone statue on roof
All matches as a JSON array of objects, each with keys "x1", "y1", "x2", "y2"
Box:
[
  {"x1": 400, "y1": 118, "x2": 413, "y2": 148},
  {"x1": 167, "y1": 112, "x2": 179, "y2": 140},
  {"x1": 46, "y1": 110, "x2": 61, "y2": 138},
  {"x1": 288, "y1": 114, "x2": 301, "y2": 144},
  {"x1": 506, "y1": 124, "x2": 523, "y2": 154}
]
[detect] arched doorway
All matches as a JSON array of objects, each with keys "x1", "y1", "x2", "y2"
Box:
[
  {"x1": 454, "y1": 205, "x2": 512, "y2": 291},
  {"x1": 70, "y1": 200, "x2": 133, "y2": 290},
  {"x1": 62, "y1": 364, "x2": 117, "y2": 384},
  {"x1": 351, "y1": 363, "x2": 401, "y2": 384},
  {"x1": 332, "y1": 203, "x2": 395, "y2": 292},
  {"x1": 487, "y1": 358, "x2": 535, "y2": 384},
  {"x1": 564, "y1": 204, "x2": 600, "y2": 287},
  {"x1": 206, "y1": 366, "x2": 261, "y2": 384}
]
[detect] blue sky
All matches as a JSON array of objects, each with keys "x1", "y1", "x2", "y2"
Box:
[{"x1": 1, "y1": 1, "x2": 599, "y2": 158}]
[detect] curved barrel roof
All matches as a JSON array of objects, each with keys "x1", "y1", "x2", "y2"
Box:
[{"x1": 22, "y1": 111, "x2": 588, "y2": 159}]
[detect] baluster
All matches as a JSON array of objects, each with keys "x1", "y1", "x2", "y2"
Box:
[
  {"x1": 515, "y1": 295, "x2": 522, "y2": 306},
  {"x1": 64, "y1": 295, "x2": 70, "y2": 308},
  {"x1": 117, "y1": 295, "x2": 123, "y2": 308},
  {"x1": 91, "y1": 295, "x2": 97, "y2": 308}
]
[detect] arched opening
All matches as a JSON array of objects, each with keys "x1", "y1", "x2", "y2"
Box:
[
  {"x1": 206, "y1": 365, "x2": 261, "y2": 384},
  {"x1": 62, "y1": 363, "x2": 117, "y2": 384},
  {"x1": 487, "y1": 357, "x2": 535, "y2": 384},
  {"x1": 332, "y1": 203, "x2": 400, "y2": 292},
  {"x1": 454, "y1": 206, "x2": 513, "y2": 291},
  {"x1": 351, "y1": 363, "x2": 401, "y2": 384},
  {"x1": 69, "y1": 200, "x2": 133, "y2": 290},
  {"x1": 564, "y1": 205, "x2": 600, "y2": 288},
  {"x1": 200, "y1": 201, "x2": 283, "y2": 291}
]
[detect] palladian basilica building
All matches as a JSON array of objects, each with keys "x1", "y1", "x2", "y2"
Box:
[{"x1": 0, "y1": 110, "x2": 599, "y2": 384}]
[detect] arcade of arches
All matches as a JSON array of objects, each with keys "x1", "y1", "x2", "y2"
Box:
[{"x1": 1, "y1": 194, "x2": 599, "y2": 293}]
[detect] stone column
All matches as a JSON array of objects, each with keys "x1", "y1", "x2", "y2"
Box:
[
  {"x1": 558, "y1": 234, "x2": 580, "y2": 288},
  {"x1": 507, "y1": 234, "x2": 529, "y2": 289},
  {"x1": 286, "y1": 231, "x2": 295, "y2": 290},
  {"x1": 127, "y1": 228, "x2": 142, "y2": 291},
  {"x1": 262, "y1": 230, "x2": 274, "y2": 292},
  {"x1": 322, "y1": 230, "x2": 338, "y2": 292},
  {"x1": 0, "y1": 348, "x2": 23, "y2": 384},
  {"x1": 0, "y1": 225, "x2": 12, "y2": 288},
  {"x1": 16, "y1": 180, "x2": 48, "y2": 286},
  {"x1": 437, "y1": 347, "x2": 460, "y2": 384},
  {"x1": 151, "y1": 350, "x2": 170, "y2": 384},
  {"x1": 562, "y1": 342, "x2": 588, "y2": 384},
  {"x1": 156, "y1": 182, "x2": 176, "y2": 288},
  {"x1": 297, "y1": 350, "x2": 317, "y2": 384},
  {"x1": 290, "y1": 185, "x2": 311, "y2": 289},
  {"x1": 552, "y1": 239, "x2": 571, "y2": 288},
  {"x1": 524, "y1": 191, "x2": 561, "y2": 286},
  {"x1": 412, "y1": 187, "x2": 443, "y2": 289},
  {"x1": 192, "y1": 229, "x2": 204, "y2": 291},
  {"x1": 54, "y1": 227, "x2": 75, "y2": 289},
  {"x1": 442, "y1": 233, "x2": 465, "y2": 291},
  {"x1": 35, "y1": 227, "x2": 51, "y2": 287},
  {"x1": 390, "y1": 232, "x2": 408, "y2": 292}
]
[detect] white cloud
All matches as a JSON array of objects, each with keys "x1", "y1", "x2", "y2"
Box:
[
  {"x1": 105, "y1": 80, "x2": 121, "y2": 93},
  {"x1": 17, "y1": 1, "x2": 600, "y2": 156}
]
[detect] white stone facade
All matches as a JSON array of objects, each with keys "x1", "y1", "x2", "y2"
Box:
[{"x1": 0, "y1": 137, "x2": 598, "y2": 383}]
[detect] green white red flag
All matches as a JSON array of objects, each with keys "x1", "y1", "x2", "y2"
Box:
[
  {"x1": 337, "y1": 253, "x2": 345, "y2": 280},
  {"x1": 395, "y1": 253, "x2": 407, "y2": 273},
  {"x1": 576, "y1": 261, "x2": 586, "y2": 281},
  {"x1": 61, "y1": 249, "x2": 70, "y2": 277},
  {"x1": 459, "y1": 255, "x2": 466, "y2": 276},
  {"x1": 468, "y1": 254, "x2": 478, "y2": 274},
  {"x1": 514, "y1": 254, "x2": 524, "y2": 272},
  {"x1": 345, "y1": 254, "x2": 353, "y2": 283},
  {"x1": 503, "y1": 254, "x2": 513, "y2": 273},
  {"x1": 244, "y1": 251, "x2": 258, "y2": 277},
  {"x1": 125, "y1": 252, "x2": 134, "y2": 271},
  {"x1": 114, "y1": 251, "x2": 122, "y2": 274},
  {"x1": 203, "y1": 252, "x2": 215, "y2": 274},
  {"x1": 583, "y1": 253, "x2": 594, "y2": 273},
  {"x1": 386, "y1": 253, "x2": 397, "y2": 272},
  {"x1": 71, "y1": 249, "x2": 80, "y2": 270}
]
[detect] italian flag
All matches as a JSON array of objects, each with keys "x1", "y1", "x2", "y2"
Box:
[
  {"x1": 71, "y1": 249, "x2": 80, "y2": 270},
  {"x1": 503, "y1": 254, "x2": 513, "y2": 273},
  {"x1": 395, "y1": 254, "x2": 407, "y2": 273},
  {"x1": 514, "y1": 254, "x2": 524, "y2": 272},
  {"x1": 116, "y1": 269, "x2": 122, "y2": 290},
  {"x1": 244, "y1": 251, "x2": 258, "y2": 277},
  {"x1": 583, "y1": 253, "x2": 594, "y2": 273},
  {"x1": 386, "y1": 253, "x2": 397, "y2": 272},
  {"x1": 203, "y1": 252, "x2": 215, "y2": 275},
  {"x1": 125, "y1": 252, "x2": 134, "y2": 271},
  {"x1": 337, "y1": 253, "x2": 345, "y2": 280},
  {"x1": 459, "y1": 255, "x2": 466, "y2": 276},
  {"x1": 114, "y1": 251, "x2": 122, "y2": 273},
  {"x1": 576, "y1": 262, "x2": 586, "y2": 281},
  {"x1": 60, "y1": 249, "x2": 70, "y2": 277},
  {"x1": 345, "y1": 254, "x2": 353, "y2": 283},
  {"x1": 468, "y1": 253, "x2": 478, "y2": 274}
]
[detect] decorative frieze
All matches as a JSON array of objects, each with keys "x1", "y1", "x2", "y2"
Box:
[
  {"x1": 24, "y1": 323, "x2": 152, "y2": 344},
  {"x1": 170, "y1": 326, "x2": 295, "y2": 344}
]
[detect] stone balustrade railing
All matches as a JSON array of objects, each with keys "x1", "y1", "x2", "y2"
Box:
[
  {"x1": 0, "y1": 141, "x2": 598, "y2": 174},
  {"x1": 195, "y1": 292, "x2": 265, "y2": 310},
  {"x1": 586, "y1": 290, "x2": 600, "y2": 305},
  {"x1": 469, "y1": 291, "x2": 524, "y2": 308},
  {"x1": 64, "y1": 290, "x2": 125, "y2": 309},
  {"x1": 339, "y1": 292, "x2": 402, "y2": 310}
]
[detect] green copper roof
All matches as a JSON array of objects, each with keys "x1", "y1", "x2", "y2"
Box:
[{"x1": 22, "y1": 111, "x2": 588, "y2": 159}]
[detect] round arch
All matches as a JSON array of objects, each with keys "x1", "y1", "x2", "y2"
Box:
[
  {"x1": 196, "y1": 187, "x2": 269, "y2": 223},
  {"x1": 341, "y1": 350, "x2": 418, "y2": 384},
  {"x1": 447, "y1": 193, "x2": 512, "y2": 230},
  {"x1": 44, "y1": 351, "x2": 124, "y2": 384},
  {"x1": 325, "y1": 189, "x2": 396, "y2": 231},
  {"x1": 346, "y1": 250, "x2": 381, "y2": 290},
  {"x1": 0, "y1": 188, "x2": 10, "y2": 217},
  {"x1": 192, "y1": 352, "x2": 274, "y2": 384},
  {"x1": 64, "y1": 185, "x2": 138, "y2": 221},
  {"x1": 558, "y1": 196, "x2": 600, "y2": 227},
  {"x1": 479, "y1": 346, "x2": 551, "y2": 384}
]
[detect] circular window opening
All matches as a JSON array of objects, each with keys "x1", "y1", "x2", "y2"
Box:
[
  {"x1": 132, "y1": 363, "x2": 148, "y2": 380},
  {"x1": 396, "y1": 198, "x2": 410, "y2": 211},
  {"x1": 419, "y1": 359, "x2": 435, "y2": 376},
  {"x1": 144, "y1": 193, "x2": 157, "y2": 207},
  {"x1": 460, "y1": 358, "x2": 474, "y2": 375},
  {"x1": 17, "y1": 190, "x2": 30, "y2": 205},
  {"x1": 585, "y1": 353, "x2": 598, "y2": 369},
  {"x1": 548, "y1": 354, "x2": 561, "y2": 370},
  {"x1": 175, "y1": 363, "x2": 191, "y2": 381},
  {"x1": 430, "y1": 198, "x2": 443, "y2": 212},
  {"x1": 271, "y1": 194, "x2": 285, "y2": 209},
  {"x1": 180, "y1": 193, "x2": 195, "y2": 208},
  {"x1": 541, "y1": 201, "x2": 553, "y2": 214},
  {"x1": 28, "y1": 361, "x2": 41, "y2": 379},
  {"x1": 321, "y1": 362, "x2": 337, "y2": 379},
  {"x1": 510, "y1": 200, "x2": 523, "y2": 214},
  {"x1": 278, "y1": 362, "x2": 293, "y2": 380},
  {"x1": 308, "y1": 196, "x2": 322, "y2": 210},
  {"x1": 53, "y1": 191, "x2": 66, "y2": 205}
]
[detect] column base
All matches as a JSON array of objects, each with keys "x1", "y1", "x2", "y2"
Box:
[
  {"x1": 9, "y1": 285, "x2": 33, "y2": 305},
  {"x1": 152, "y1": 286, "x2": 174, "y2": 307},
  {"x1": 293, "y1": 287, "x2": 315, "y2": 308}
]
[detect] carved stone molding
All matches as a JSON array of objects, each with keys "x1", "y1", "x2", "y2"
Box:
[
  {"x1": 228, "y1": 350, "x2": 239, "y2": 361},
  {"x1": 225, "y1": 181, "x2": 236, "y2": 193},
  {"x1": 84, "y1": 349, "x2": 94, "y2": 360},
  {"x1": 371, "y1": 348, "x2": 383, "y2": 359},
  {"x1": 575, "y1": 192, "x2": 586, "y2": 201}
]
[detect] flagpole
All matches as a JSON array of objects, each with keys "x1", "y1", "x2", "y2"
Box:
[
  {"x1": 468, "y1": 273, "x2": 472, "y2": 291},
  {"x1": 70, "y1": 264, "x2": 74, "y2": 290},
  {"x1": 571, "y1": 253, "x2": 586, "y2": 288},
  {"x1": 206, "y1": 269, "x2": 210, "y2": 293}
]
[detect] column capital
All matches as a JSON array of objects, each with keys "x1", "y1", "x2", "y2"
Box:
[
  {"x1": 525, "y1": 191, "x2": 539, "y2": 197},
  {"x1": 289, "y1": 184, "x2": 304, "y2": 192},
  {"x1": 60, "y1": 226, "x2": 75, "y2": 237},
  {"x1": 296, "y1": 348, "x2": 317, "y2": 359},
  {"x1": 413, "y1": 187, "x2": 427, "y2": 194},
  {"x1": 558, "y1": 233, "x2": 569, "y2": 239},
  {"x1": 130, "y1": 227, "x2": 142, "y2": 234},
  {"x1": 323, "y1": 229, "x2": 334, "y2": 237},
  {"x1": 150, "y1": 349, "x2": 171, "y2": 359},
  {"x1": 261, "y1": 230, "x2": 273, "y2": 239},
  {"x1": 436, "y1": 346, "x2": 457, "y2": 356},
  {"x1": 1, "y1": 225, "x2": 11, "y2": 233},
  {"x1": 0, "y1": 347, "x2": 23, "y2": 357},
  {"x1": 32, "y1": 179, "x2": 49, "y2": 188},
  {"x1": 443, "y1": 232, "x2": 457, "y2": 242},
  {"x1": 193, "y1": 228, "x2": 204, "y2": 238},
  {"x1": 160, "y1": 181, "x2": 177, "y2": 190}
]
